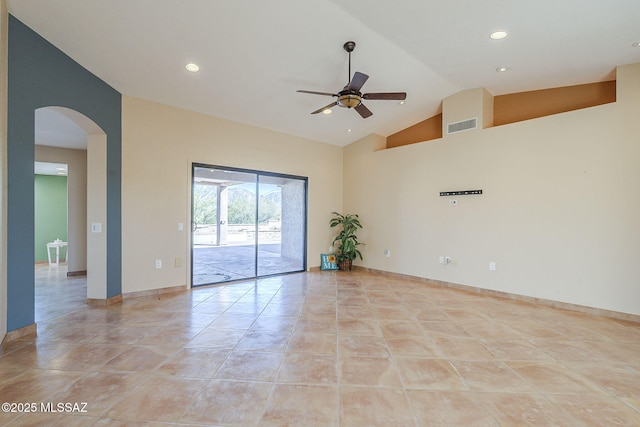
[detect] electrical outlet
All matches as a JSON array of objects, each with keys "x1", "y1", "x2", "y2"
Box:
[
  {"x1": 385, "y1": 249, "x2": 391, "y2": 257},
  {"x1": 439, "y1": 256, "x2": 444, "y2": 264},
  {"x1": 155, "y1": 259, "x2": 162, "y2": 269},
  {"x1": 445, "y1": 256, "x2": 452, "y2": 265},
  {"x1": 489, "y1": 261, "x2": 496, "y2": 271}
]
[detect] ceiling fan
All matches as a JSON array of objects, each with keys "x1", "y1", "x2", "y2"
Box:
[{"x1": 297, "y1": 41, "x2": 407, "y2": 118}]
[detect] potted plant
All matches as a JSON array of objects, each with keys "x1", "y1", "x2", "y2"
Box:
[{"x1": 330, "y1": 212, "x2": 363, "y2": 271}]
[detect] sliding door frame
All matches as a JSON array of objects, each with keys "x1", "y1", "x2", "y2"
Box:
[{"x1": 190, "y1": 162, "x2": 308, "y2": 287}]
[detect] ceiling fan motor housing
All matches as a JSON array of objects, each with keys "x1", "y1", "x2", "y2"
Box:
[{"x1": 338, "y1": 90, "x2": 362, "y2": 108}]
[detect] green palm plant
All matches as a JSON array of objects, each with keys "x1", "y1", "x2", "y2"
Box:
[{"x1": 330, "y1": 212, "x2": 363, "y2": 270}]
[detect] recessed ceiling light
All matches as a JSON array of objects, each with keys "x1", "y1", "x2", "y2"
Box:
[
  {"x1": 185, "y1": 63, "x2": 200, "y2": 72},
  {"x1": 490, "y1": 31, "x2": 508, "y2": 40},
  {"x1": 347, "y1": 129, "x2": 352, "y2": 132},
  {"x1": 399, "y1": 101, "x2": 405, "y2": 105},
  {"x1": 322, "y1": 109, "x2": 332, "y2": 115},
  {"x1": 496, "y1": 66, "x2": 510, "y2": 72},
  {"x1": 633, "y1": 42, "x2": 640, "y2": 47}
]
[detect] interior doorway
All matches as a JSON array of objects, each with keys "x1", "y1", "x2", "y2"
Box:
[{"x1": 191, "y1": 164, "x2": 307, "y2": 286}]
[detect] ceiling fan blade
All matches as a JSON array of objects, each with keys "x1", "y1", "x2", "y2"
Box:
[
  {"x1": 311, "y1": 102, "x2": 338, "y2": 114},
  {"x1": 297, "y1": 90, "x2": 337, "y2": 97},
  {"x1": 363, "y1": 92, "x2": 407, "y2": 100},
  {"x1": 347, "y1": 72, "x2": 369, "y2": 91},
  {"x1": 354, "y1": 103, "x2": 373, "y2": 118}
]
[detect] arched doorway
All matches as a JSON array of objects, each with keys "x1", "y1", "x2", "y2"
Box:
[{"x1": 34, "y1": 106, "x2": 108, "y2": 306}]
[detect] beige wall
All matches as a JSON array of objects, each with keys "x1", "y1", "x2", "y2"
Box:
[
  {"x1": 35, "y1": 145, "x2": 87, "y2": 273},
  {"x1": 344, "y1": 63, "x2": 640, "y2": 316},
  {"x1": 86, "y1": 135, "x2": 107, "y2": 299},
  {"x1": 121, "y1": 96, "x2": 343, "y2": 293}
]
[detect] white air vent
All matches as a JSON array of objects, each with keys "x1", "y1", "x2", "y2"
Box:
[{"x1": 447, "y1": 117, "x2": 478, "y2": 134}]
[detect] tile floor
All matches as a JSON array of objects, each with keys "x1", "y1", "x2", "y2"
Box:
[{"x1": 1, "y1": 265, "x2": 640, "y2": 426}]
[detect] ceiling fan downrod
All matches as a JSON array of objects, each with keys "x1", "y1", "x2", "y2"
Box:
[{"x1": 343, "y1": 41, "x2": 356, "y2": 86}]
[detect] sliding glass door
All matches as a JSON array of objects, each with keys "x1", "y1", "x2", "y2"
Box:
[{"x1": 191, "y1": 164, "x2": 307, "y2": 286}]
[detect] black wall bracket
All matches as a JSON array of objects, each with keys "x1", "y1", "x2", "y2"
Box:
[{"x1": 440, "y1": 190, "x2": 483, "y2": 196}]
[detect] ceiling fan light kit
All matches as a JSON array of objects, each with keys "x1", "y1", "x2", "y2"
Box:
[{"x1": 297, "y1": 41, "x2": 406, "y2": 118}]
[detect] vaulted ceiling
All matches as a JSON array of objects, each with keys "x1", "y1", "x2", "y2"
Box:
[{"x1": 8, "y1": 0, "x2": 640, "y2": 147}]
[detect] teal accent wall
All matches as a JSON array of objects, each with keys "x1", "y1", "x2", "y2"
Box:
[
  {"x1": 34, "y1": 175, "x2": 68, "y2": 262},
  {"x1": 7, "y1": 15, "x2": 122, "y2": 331}
]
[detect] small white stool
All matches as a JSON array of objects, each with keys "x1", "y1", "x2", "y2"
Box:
[{"x1": 47, "y1": 240, "x2": 68, "y2": 265}]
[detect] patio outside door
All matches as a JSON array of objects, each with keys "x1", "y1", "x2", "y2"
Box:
[{"x1": 191, "y1": 164, "x2": 307, "y2": 286}]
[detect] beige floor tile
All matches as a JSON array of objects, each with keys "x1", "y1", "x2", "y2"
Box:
[
  {"x1": 0, "y1": 369, "x2": 86, "y2": 403},
  {"x1": 260, "y1": 302, "x2": 303, "y2": 317},
  {"x1": 184, "y1": 327, "x2": 246, "y2": 350},
  {"x1": 40, "y1": 343, "x2": 128, "y2": 371},
  {"x1": 482, "y1": 339, "x2": 556, "y2": 361},
  {"x1": 0, "y1": 409, "x2": 19, "y2": 426},
  {"x1": 249, "y1": 315, "x2": 298, "y2": 333},
  {"x1": 480, "y1": 392, "x2": 582, "y2": 426},
  {"x1": 103, "y1": 345, "x2": 176, "y2": 373},
  {"x1": 180, "y1": 380, "x2": 272, "y2": 425},
  {"x1": 548, "y1": 394, "x2": 640, "y2": 425},
  {"x1": 338, "y1": 318, "x2": 382, "y2": 336},
  {"x1": 338, "y1": 335, "x2": 390, "y2": 357},
  {"x1": 6, "y1": 413, "x2": 98, "y2": 426},
  {"x1": 156, "y1": 348, "x2": 229, "y2": 378},
  {"x1": 339, "y1": 356, "x2": 403, "y2": 388},
  {"x1": 277, "y1": 352, "x2": 337, "y2": 384},
  {"x1": 300, "y1": 303, "x2": 337, "y2": 319},
  {"x1": 294, "y1": 318, "x2": 337, "y2": 334},
  {"x1": 261, "y1": 384, "x2": 339, "y2": 426},
  {"x1": 340, "y1": 386, "x2": 415, "y2": 426},
  {"x1": 235, "y1": 330, "x2": 291, "y2": 352},
  {"x1": 337, "y1": 296, "x2": 369, "y2": 307},
  {"x1": 451, "y1": 360, "x2": 534, "y2": 392},
  {"x1": 508, "y1": 361, "x2": 608, "y2": 395},
  {"x1": 420, "y1": 321, "x2": 472, "y2": 338},
  {"x1": 529, "y1": 338, "x2": 610, "y2": 362},
  {"x1": 370, "y1": 305, "x2": 415, "y2": 321},
  {"x1": 379, "y1": 320, "x2": 426, "y2": 339},
  {"x1": 134, "y1": 325, "x2": 202, "y2": 347},
  {"x1": 105, "y1": 375, "x2": 208, "y2": 422},
  {"x1": 287, "y1": 332, "x2": 337, "y2": 355},
  {"x1": 209, "y1": 312, "x2": 260, "y2": 329},
  {"x1": 214, "y1": 351, "x2": 284, "y2": 381},
  {"x1": 407, "y1": 390, "x2": 498, "y2": 426},
  {"x1": 621, "y1": 397, "x2": 640, "y2": 412},
  {"x1": 4, "y1": 266, "x2": 639, "y2": 426},
  {"x1": 458, "y1": 320, "x2": 523, "y2": 340},
  {"x1": 88, "y1": 326, "x2": 149, "y2": 345},
  {"x1": 394, "y1": 357, "x2": 467, "y2": 390},
  {"x1": 385, "y1": 336, "x2": 443, "y2": 358},
  {"x1": 337, "y1": 304, "x2": 375, "y2": 320},
  {"x1": 413, "y1": 308, "x2": 450, "y2": 321},
  {"x1": 506, "y1": 320, "x2": 567, "y2": 339},
  {"x1": 51, "y1": 371, "x2": 146, "y2": 415},
  {"x1": 433, "y1": 336, "x2": 496, "y2": 360},
  {"x1": 571, "y1": 363, "x2": 640, "y2": 397}
]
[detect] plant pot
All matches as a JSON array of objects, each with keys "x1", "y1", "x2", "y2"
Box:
[{"x1": 337, "y1": 260, "x2": 352, "y2": 271}]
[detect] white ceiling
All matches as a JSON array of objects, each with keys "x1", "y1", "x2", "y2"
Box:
[
  {"x1": 34, "y1": 161, "x2": 67, "y2": 176},
  {"x1": 8, "y1": 0, "x2": 640, "y2": 147},
  {"x1": 35, "y1": 108, "x2": 88, "y2": 149}
]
